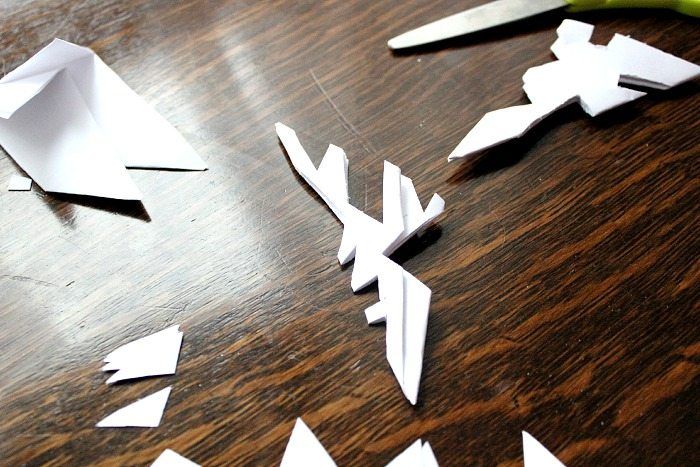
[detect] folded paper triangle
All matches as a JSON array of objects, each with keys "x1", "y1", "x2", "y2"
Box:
[{"x1": 0, "y1": 39, "x2": 206, "y2": 200}]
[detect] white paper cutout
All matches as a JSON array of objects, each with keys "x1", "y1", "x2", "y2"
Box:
[
  {"x1": 280, "y1": 418, "x2": 337, "y2": 467},
  {"x1": 102, "y1": 325, "x2": 183, "y2": 384},
  {"x1": 152, "y1": 449, "x2": 200, "y2": 467},
  {"x1": 385, "y1": 439, "x2": 439, "y2": 467},
  {"x1": 7, "y1": 174, "x2": 31, "y2": 191},
  {"x1": 96, "y1": 386, "x2": 171, "y2": 428},
  {"x1": 448, "y1": 20, "x2": 700, "y2": 161},
  {"x1": 0, "y1": 39, "x2": 206, "y2": 200},
  {"x1": 281, "y1": 418, "x2": 439, "y2": 466},
  {"x1": 277, "y1": 123, "x2": 444, "y2": 404},
  {"x1": 522, "y1": 431, "x2": 566, "y2": 467}
]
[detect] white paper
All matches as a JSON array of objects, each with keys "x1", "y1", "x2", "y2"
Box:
[
  {"x1": 277, "y1": 123, "x2": 444, "y2": 405},
  {"x1": 7, "y1": 174, "x2": 32, "y2": 191},
  {"x1": 522, "y1": 431, "x2": 565, "y2": 467},
  {"x1": 151, "y1": 449, "x2": 200, "y2": 467},
  {"x1": 385, "y1": 439, "x2": 439, "y2": 467},
  {"x1": 0, "y1": 39, "x2": 206, "y2": 200},
  {"x1": 96, "y1": 386, "x2": 171, "y2": 428},
  {"x1": 276, "y1": 123, "x2": 444, "y2": 272},
  {"x1": 280, "y1": 418, "x2": 439, "y2": 467},
  {"x1": 280, "y1": 418, "x2": 337, "y2": 467},
  {"x1": 448, "y1": 20, "x2": 700, "y2": 161},
  {"x1": 102, "y1": 324, "x2": 183, "y2": 384},
  {"x1": 377, "y1": 258, "x2": 431, "y2": 405}
]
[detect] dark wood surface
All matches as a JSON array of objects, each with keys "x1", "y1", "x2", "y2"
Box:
[{"x1": 1, "y1": 1, "x2": 698, "y2": 465}]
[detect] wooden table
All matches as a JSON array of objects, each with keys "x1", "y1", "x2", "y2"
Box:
[{"x1": 1, "y1": 1, "x2": 698, "y2": 465}]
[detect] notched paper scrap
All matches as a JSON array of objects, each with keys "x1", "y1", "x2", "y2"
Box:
[
  {"x1": 152, "y1": 449, "x2": 200, "y2": 467},
  {"x1": 281, "y1": 418, "x2": 337, "y2": 467},
  {"x1": 0, "y1": 39, "x2": 207, "y2": 200},
  {"x1": 522, "y1": 431, "x2": 566, "y2": 467},
  {"x1": 448, "y1": 20, "x2": 700, "y2": 161},
  {"x1": 102, "y1": 324, "x2": 183, "y2": 384},
  {"x1": 96, "y1": 386, "x2": 171, "y2": 428},
  {"x1": 7, "y1": 174, "x2": 32, "y2": 191},
  {"x1": 281, "y1": 418, "x2": 439, "y2": 466},
  {"x1": 277, "y1": 123, "x2": 445, "y2": 405}
]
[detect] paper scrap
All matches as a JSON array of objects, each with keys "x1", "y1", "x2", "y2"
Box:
[
  {"x1": 0, "y1": 39, "x2": 206, "y2": 200},
  {"x1": 385, "y1": 439, "x2": 439, "y2": 467},
  {"x1": 281, "y1": 418, "x2": 337, "y2": 467},
  {"x1": 152, "y1": 449, "x2": 200, "y2": 467},
  {"x1": 277, "y1": 123, "x2": 444, "y2": 404},
  {"x1": 276, "y1": 123, "x2": 444, "y2": 272},
  {"x1": 378, "y1": 258, "x2": 431, "y2": 405},
  {"x1": 102, "y1": 324, "x2": 183, "y2": 384},
  {"x1": 96, "y1": 386, "x2": 171, "y2": 428},
  {"x1": 7, "y1": 174, "x2": 31, "y2": 191},
  {"x1": 448, "y1": 20, "x2": 700, "y2": 160},
  {"x1": 522, "y1": 431, "x2": 565, "y2": 467},
  {"x1": 281, "y1": 418, "x2": 439, "y2": 466}
]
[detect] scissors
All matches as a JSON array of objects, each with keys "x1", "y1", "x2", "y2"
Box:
[{"x1": 388, "y1": 0, "x2": 700, "y2": 49}]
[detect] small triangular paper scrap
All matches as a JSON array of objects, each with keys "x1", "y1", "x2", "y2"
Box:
[
  {"x1": 7, "y1": 174, "x2": 32, "y2": 191},
  {"x1": 151, "y1": 449, "x2": 200, "y2": 467},
  {"x1": 96, "y1": 386, "x2": 171, "y2": 428},
  {"x1": 0, "y1": 39, "x2": 206, "y2": 200},
  {"x1": 522, "y1": 431, "x2": 566, "y2": 467},
  {"x1": 281, "y1": 418, "x2": 337, "y2": 467},
  {"x1": 385, "y1": 439, "x2": 439, "y2": 467},
  {"x1": 102, "y1": 324, "x2": 183, "y2": 384}
]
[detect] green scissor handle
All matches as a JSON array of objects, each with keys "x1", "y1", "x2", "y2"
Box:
[{"x1": 567, "y1": 0, "x2": 700, "y2": 16}]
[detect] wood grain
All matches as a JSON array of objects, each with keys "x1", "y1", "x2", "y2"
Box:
[{"x1": 0, "y1": 1, "x2": 698, "y2": 465}]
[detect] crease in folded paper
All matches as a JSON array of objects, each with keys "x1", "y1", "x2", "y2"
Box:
[
  {"x1": 281, "y1": 418, "x2": 439, "y2": 466},
  {"x1": 448, "y1": 19, "x2": 700, "y2": 161},
  {"x1": 102, "y1": 324, "x2": 183, "y2": 384},
  {"x1": 96, "y1": 386, "x2": 171, "y2": 428},
  {"x1": 0, "y1": 38, "x2": 207, "y2": 200},
  {"x1": 276, "y1": 123, "x2": 444, "y2": 405}
]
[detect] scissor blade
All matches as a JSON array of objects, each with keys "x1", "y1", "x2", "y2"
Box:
[{"x1": 388, "y1": 0, "x2": 568, "y2": 50}]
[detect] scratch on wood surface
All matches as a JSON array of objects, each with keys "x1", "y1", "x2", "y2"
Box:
[
  {"x1": 309, "y1": 68, "x2": 376, "y2": 156},
  {"x1": 1, "y1": 275, "x2": 57, "y2": 287}
]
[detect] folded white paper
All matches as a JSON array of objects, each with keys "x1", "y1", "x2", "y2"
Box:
[
  {"x1": 277, "y1": 123, "x2": 444, "y2": 405},
  {"x1": 96, "y1": 386, "x2": 171, "y2": 428},
  {"x1": 281, "y1": 418, "x2": 337, "y2": 467},
  {"x1": 385, "y1": 439, "x2": 439, "y2": 467},
  {"x1": 0, "y1": 39, "x2": 206, "y2": 200},
  {"x1": 102, "y1": 324, "x2": 183, "y2": 384},
  {"x1": 448, "y1": 20, "x2": 700, "y2": 160},
  {"x1": 522, "y1": 431, "x2": 565, "y2": 467},
  {"x1": 281, "y1": 418, "x2": 439, "y2": 466},
  {"x1": 7, "y1": 174, "x2": 32, "y2": 191},
  {"x1": 276, "y1": 123, "x2": 444, "y2": 271},
  {"x1": 152, "y1": 449, "x2": 200, "y2": 467},
  {"x1": 375, "y1": 258, "x2": 431, "y2": 405}
]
